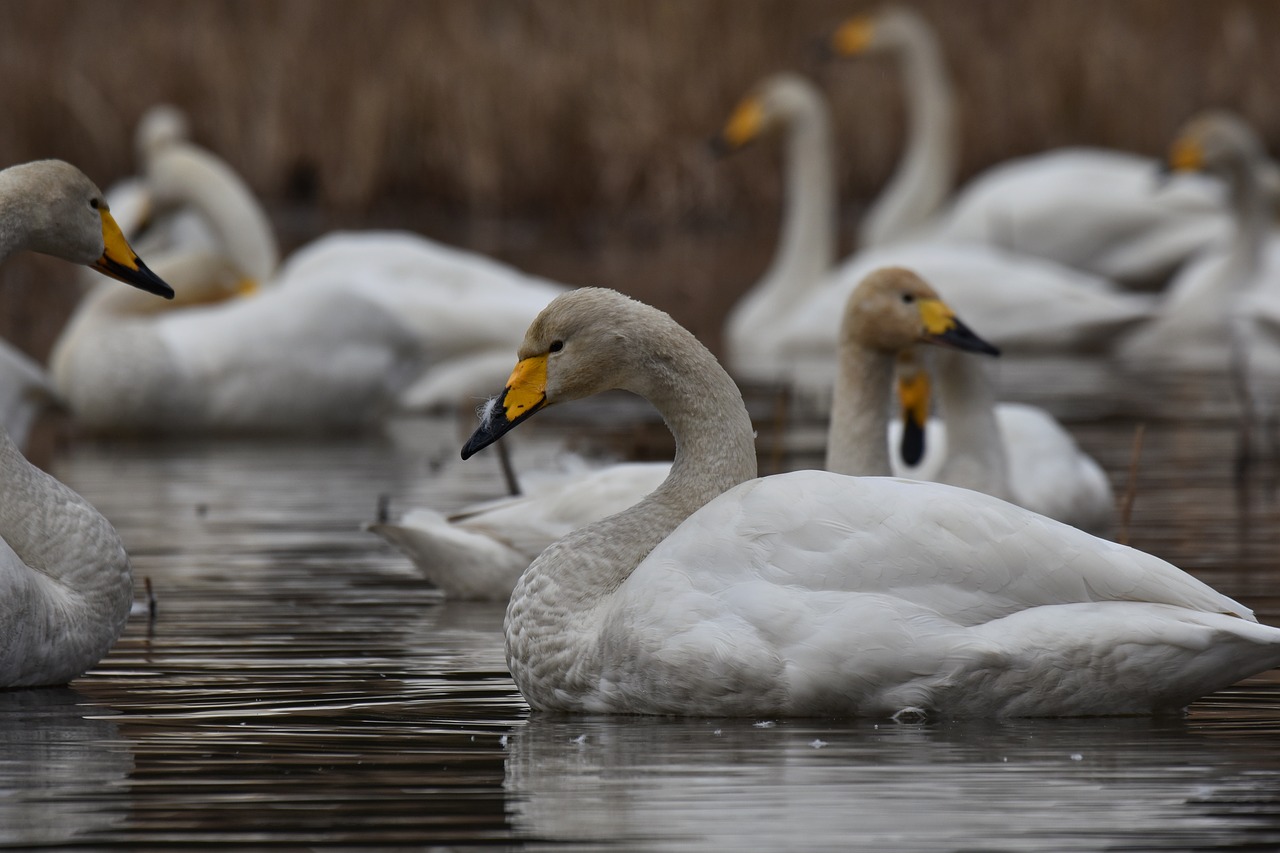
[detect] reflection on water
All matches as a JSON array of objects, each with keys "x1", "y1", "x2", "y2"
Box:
[
  {"x1": 0, "y1": 408, "x2": 1275, "y2": 848},
  {"x1": 506, "y1": 714, "x2": 1280, "y2": 851}
]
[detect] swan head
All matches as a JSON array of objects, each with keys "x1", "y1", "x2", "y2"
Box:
[
  {"x1": 710, "y1": 73, "x2": 824, "y2": 154},
  {"x1": 842, "y1": 266, "x2": 1000, "y2": 357},
  {"x1": 828, "y1": 7, "x2": 932, "y2": 58},
  {"x1": 4, "y1": 160, "x2": 174, "y2": 298},
  {"x1": 135, "y1": 104, "x2": 191, "y2": 166},
  {"x1": 1166, "y1": 110, "x2": 1266, "y2": 181},
  {"x1": 462, "y1": 288, "x2": 694, "y2": 459}
]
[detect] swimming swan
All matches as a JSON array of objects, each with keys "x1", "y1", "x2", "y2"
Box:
[
  {"x1": 714, "y1": 73, "x2": 1154, "y2": 394},
  {"x1": 460, "y1": 284, "x2": 1280, "y2": 718},
  {"x1": 828, "y1": 6, "x2": 1229, "y2": 287},
  {"x1": 0, "y1": 159, "x2": 173, "y2": 687}
]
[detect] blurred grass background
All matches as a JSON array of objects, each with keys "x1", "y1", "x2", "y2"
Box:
[{"x1": 1, "y1": 0, "x2": 1277, "y2": 356}]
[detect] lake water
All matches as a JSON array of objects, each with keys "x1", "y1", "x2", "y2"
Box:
[{"x1": 6, "y1": 383, "x2": 1280, "y2": 850}]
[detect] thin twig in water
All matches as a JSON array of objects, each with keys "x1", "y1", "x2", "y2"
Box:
[
  {"x1": 497, "y1": 438, "x2": 522, "y2": 497},
  {"x1": 1117, "y1": 423, "x2": 1146, "y2": 547}
]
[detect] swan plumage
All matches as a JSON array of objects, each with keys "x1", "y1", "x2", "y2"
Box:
[
  {"x1": 52, "y1": 181, "x2": 565, "y2": 431},
  {"x1": 368, "y1": 460, "x2": 670, "y2": 600},
  {"x1": 888, "y1": 350, "x2": 1114, "y2": 533},
  {"x1": 829, "y1": 7, "x2": 1229, "y2": 287},
  {"x1": 372, "y1": 266, "x2": 994, "y2": 600},
  {"x1": 715, "y1": 72, "x2": 1153, "y2": 396},
  {"x1": 0, "y1": 159, "x2": 173, "y2": 687},
  {"x1": 460, "y1": 280, "x2": 1280, "y2": 718},
  {"x1": 1121, "y1": 111, "x2": 1280, "y2": 373}
]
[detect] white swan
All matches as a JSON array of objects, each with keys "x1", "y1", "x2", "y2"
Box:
[
  {"x1": 714, "y1": 73, "x2": 1155, "y2": 395},
  {"x1": 1121, "y1": 112, "x2": 1280, "y2": 374},
  {"x1": 368, "y1": 267, "x2": 997, "y2": 600},
  {"x1": 460, "y1": 284, "x2": 1280, "y2": 718},
  {"x1": 367, "y1": 459, "x2": 671, "y2": 601},
  {"x1": 0, "y1": 159, "x2": 174, "y2": 687},
  {"x1": 886, "y1": 348, "x2": 1114, "y2": 533},
  {"x1": 131, "y1": 104, "x2": 279, "y2": 282},
  {"x1": 51, "y1": 187, "x2": 565, "y2": 431},
  {"x1": 829, "y1": 6, "x2": 1230, "y2": 287}
]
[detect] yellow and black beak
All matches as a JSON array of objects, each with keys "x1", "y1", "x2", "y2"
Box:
[
  {"x1": 897, "y1": 364, "x2": 930, "y2": 467},
  {"x1": 91, "y1": 208, "x2": 175, "y2": 299},
  {"x1": 918, "y1": 298, "x2": 1000, "y2": 356},
  {"x1": 709, "y1": 96, "x2": 765, "y2": 157},
  {"x1": 461, "y1": 354, "x2": 549, "y2": 459}
]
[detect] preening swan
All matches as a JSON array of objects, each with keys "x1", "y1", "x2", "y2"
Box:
[
  {"x1": 888, "y1": 348, "x2": 1114, "y2": 533},
  {"x1": 828, "y1": 7, "x2": 1229, "y2": 287},
  {"x1": 461, "y1": 283, "x2": 1280, "y2": 718},
  {"x1": 0, "y1": 159, "x2": 173, "y2": 687},
  {"x1": 714, "y1": 72, "x2": 1154, "y2": 395}
]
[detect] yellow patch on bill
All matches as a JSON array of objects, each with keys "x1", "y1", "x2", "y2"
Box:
[
  {"x1": 1167, "y1": 137, "x2": 1203, "y2": 173},
  {"x1": 722, "y1": 97, "x2": 765, "y2": 149},
  {"x1": 503, "y1": 354, "x2": 548, "y2": 421},
  {"x1": 918, "y1": 299, "x2": 957, "y2": 336},
  {"x1": 833, "y1": 16, "x2": 875, "y2": 56}
]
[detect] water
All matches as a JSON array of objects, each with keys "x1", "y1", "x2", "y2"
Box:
[{"x1": 4, "y1": 400, "x2": 1280, "y2": 850}]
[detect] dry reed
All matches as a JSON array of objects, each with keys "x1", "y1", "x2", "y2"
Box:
[{"x1": 1, "y1": 0, "x2": 1278, "y2": 353}]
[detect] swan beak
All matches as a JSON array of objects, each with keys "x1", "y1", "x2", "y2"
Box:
[
  {"x1": 919, "y1": 299, "x2": 1001, "y2": 356},
  {"x1": 896, "y1": 364, "x2": 930, "y2": 467},
  {"x1": 92, "y1": 209, "x2": 175, "y2": 299},
  {"x1": 831, "y1": 16, "x2": 875, "y2": 57},
  {"x1": 710, "y1": 97, "x2": 765, "y2": 155},
  {"x1": 461, "y1": 354, "x2": 549, "y2": 459},
  {"x1": 1166, "y1": 137, "x2": 1203, "y2": 174}
]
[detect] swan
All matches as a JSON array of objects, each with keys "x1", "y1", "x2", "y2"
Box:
[
  {"x1": 367, "y1": 459, "x2": 671, "y2": 601},
  {"x1": 368, "y1": 266, "x2": 996, "y2": 600},
  {"x1": 130, "y1": 104, "x2": 279, "y2": 282},
  {"x1": 828, "y1": 6, "x2": 1230, "y2": 287},
  {"x1": 886, "y1": 348, "x2": 1114, "y2": 533},
  {"x1": 459, "y1": 283, "x2": 1280, "y2": 718},
  {"x1": 714, "y1": 73, "x2": 1155, "y2": 395},
  {"x1": 1121, "y1": 111, "x2": 1280, "y2": 374},
  {"x1": 51, "y1": 170, "x2": 565, "y2": 431},
  {"x1": 0, "y1": 159, "x2": 173, "y2": 687}
]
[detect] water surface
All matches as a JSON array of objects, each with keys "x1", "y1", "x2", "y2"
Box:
[{"x1": 4, "y1": 402, "x2": 1280, "y2": 849}]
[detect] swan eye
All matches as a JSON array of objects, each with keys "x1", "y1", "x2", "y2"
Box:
[
  {"x1": 89, "y1": 198, "x2": 100, "y2": 210},
  {"x1": 901, "y1": 293, "x2": 915, "y2": 304},
  {"x1": 549, "y1": 340, "x2": 564, "y2": 353}
]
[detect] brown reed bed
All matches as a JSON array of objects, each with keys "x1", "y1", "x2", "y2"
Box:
[{"x1": 1, "y1": 0, "x2": 1277, "y2": 355}]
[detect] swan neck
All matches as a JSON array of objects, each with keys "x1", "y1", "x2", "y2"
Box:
[
  {"x1": 934, "y1": 351, "x2": 1010, "y2": 497},
  {"x1": 860, "y1": 23, "x2": 957, "y2": 246},
  {"x1": 1224, "y1": 159, "x2": 1268, "y2": 281},
  {"x1": 505, "y1": 338, "x2": 757, "y2": 710},
  {"x1": 825, "y1": 341, "x2": 894, "y2": 476},
  {"x1": 728, "y1": 93, "x2": 836, "y2": 350}
]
